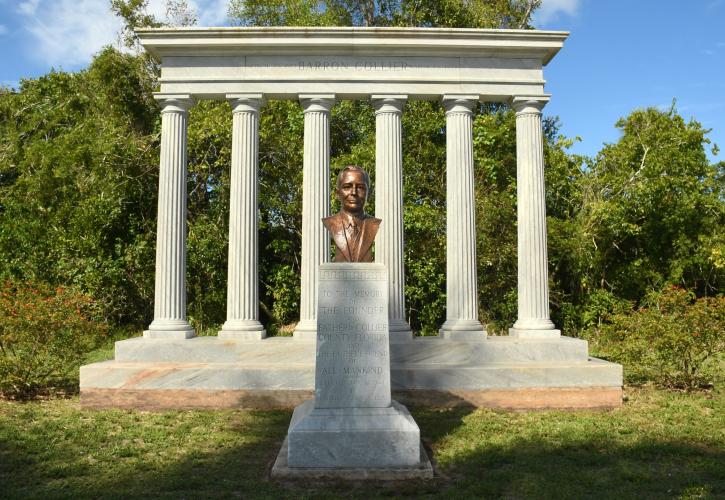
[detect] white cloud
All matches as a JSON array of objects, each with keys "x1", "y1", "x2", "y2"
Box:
[
  {"x1": 18, "y1": 0, "x2": 123, "y2": 67},
  {"x1": 17, "y1": 0, "x2": 40, "y2": 16},
  {"x1": 0, "y1": 24, "x2": 8, "y2": 35},
  {"x1": 16, "y1": 0, "x2": 231, "y2": 68},
  {"x1": 196, "y1": 0, "x2": 229, "y2": 25},
  {"x1": 533, "y1": 0, "x2": 580, "y2": 26}
]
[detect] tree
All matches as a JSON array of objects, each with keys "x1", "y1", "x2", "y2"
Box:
[
  {"x1": 581, "y1": 106, "x2": 724, "y2": 301},
  {"x1": 0, "y1": 49, "x2": 161, "y2": 324}
]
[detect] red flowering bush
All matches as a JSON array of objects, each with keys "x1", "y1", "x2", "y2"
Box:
[
  {"x1": 0, "y1": 280, "x2": 108, "y2": 398},
  {"x1": 587, "y1": 286, "x2": 724, "y2": 389}
]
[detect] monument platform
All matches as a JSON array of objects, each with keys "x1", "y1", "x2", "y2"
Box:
[{"x1": 80, "y1": 335, "x2": 622, "y2": 410}]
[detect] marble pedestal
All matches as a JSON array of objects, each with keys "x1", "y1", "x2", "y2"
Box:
[
  {"x1": 275, "y1": 263, "x2": 431, "y2": 477},
  {"x1": 285, "y1": 399, "x2": 420, "y2": 468}
]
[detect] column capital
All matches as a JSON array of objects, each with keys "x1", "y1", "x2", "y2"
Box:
[
  {"x1": 371, "y1": 95, "x2": 407, "y2": 115},
  {"x1": 511, "y1": 95, "x2": 551, "y2": 114},
  {"x1": 442, "y1": 95, "x2": 478, "y2": 115},
  {"x1": 226, "y1": 93, "x2": 265, "y2": 113},
  {"x1": 154, "y1": 93, "x2": 194, "y2": 113},
  {"x1": 299, "y1": 94, "x2": 336, "y2": 113}
]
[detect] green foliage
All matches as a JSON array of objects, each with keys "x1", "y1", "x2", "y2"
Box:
[
  {"x1": 587, "y1": 286, "x2": 725, "y2": 389},
  {"x1": 229, "y1": 0, "x2": 541, "y2": 28},
  {"x1": 111, "y1": 0, "x2": 163, "y2": 47},
  {"x1": 2, "y1": 1, "x2": 723, "y2": 347},
  {"x1": 0, "y1": 48, "x2": 160, "y2": 324},
  {"x1": 580, "y1": 106, "x2": 725, "y2": 300},
  {"x1": 0, "y1": 280, "x2": 108, "y2": 398}
]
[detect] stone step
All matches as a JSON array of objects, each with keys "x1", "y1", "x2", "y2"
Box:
[
  {"x1": 113, "y1": 335, "x2": 590, "y2": 364},
  {"x1": 81, "y1": 357, "x2": 620, "y2": 392}
]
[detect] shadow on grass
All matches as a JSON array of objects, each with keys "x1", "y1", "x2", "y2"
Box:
[{"x1": 1, "y1": 403, "x2": 723, "y2": 499}]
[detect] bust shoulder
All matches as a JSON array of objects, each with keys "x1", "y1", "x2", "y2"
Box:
[{"x1": 362, "y1": 215, "x2": 382, "y2": 229}]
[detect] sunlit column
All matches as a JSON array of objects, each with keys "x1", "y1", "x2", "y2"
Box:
[
  {"x1": 510, "y1": 96, "x2": 560, "y2": 338},
  {"x1": 294, "y1": 94, "x2": 335, "y2": 340},
  {"x1": 372, "y1": 95, "x2": 412, "y2": 340},
  {"x1": 439, "y1": 95, "x2": 486, "y2": 340},
  {"x1": 145, "y1": 94, "x2": 196, "y2": 339},
  {"x1": 220, "y1": 94, "x2": 266, "y2": 339}
]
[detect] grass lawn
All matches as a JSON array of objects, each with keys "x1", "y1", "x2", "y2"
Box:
[{"x1": 0, "y1": 387, "x2": 723, "y2": 499}]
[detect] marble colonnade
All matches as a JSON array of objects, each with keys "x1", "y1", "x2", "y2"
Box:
[{"x1": 143, "y1": 93, "x2": 559, "y2": 341}]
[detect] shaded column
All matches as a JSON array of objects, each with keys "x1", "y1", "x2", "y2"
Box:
[
  {"x1": 294, "y1": 94, "x2": 335, "y2": 340},
  {"x1": 509, "y1": 96, "x2": 560, "y2": 338},
  {"x1": 439, "y1": 95, "x2": 486, "y2": 340},
  {"x1": 372, "y1": 95, "x2": 412, "y2": 340},
  {"x1": 144, "y1": 94, "x2": 196, "y2": 339},
  {"x1": 220, "y1": 94, "x2": 266, "y2": 339}
]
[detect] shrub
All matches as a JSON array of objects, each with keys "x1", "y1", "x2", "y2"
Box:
[
  {"x1": 0, "y1": 280, "x2": 108, "y2": 398},
  {"x1": 586, "y1": 286, "x2": 724, "y2": 389}
]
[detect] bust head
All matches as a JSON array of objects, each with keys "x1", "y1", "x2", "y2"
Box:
[{"x1": 336, "y1": 165, "x2": 370, "y2": 216}]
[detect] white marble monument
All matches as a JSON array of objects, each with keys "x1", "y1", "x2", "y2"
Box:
[
  {"x1": 80, "y1": 27, "x2": 623, "y2": 412},
  {"x1": 274, "y1": 263, "x2": 431, "y2": 478}
]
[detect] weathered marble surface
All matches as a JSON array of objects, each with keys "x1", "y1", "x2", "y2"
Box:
[
  {"x1": 80, "y1": 357, "x2": 620, "y2": 391},
  {"x1": 287, "y1": 399, "x2": 420, "y2": 468},
  {"x1": 82, "y1": 334, "x2": 622, "y2": 395},
  {"x1": 315, "y1": 263, "x2": 390, "y2": 408},
  {"x1": 136, "y1": 27, "x2": 567, "y2": 99},
  {"x1": 111, "y1": 335, "x2": 590, "y2": 364},
  {"x1": 271, "y1": 436, "x2": 433, "y2": 480},
  {"x1": 286, "y1": 263, "x2": 425, "y2": 470}
]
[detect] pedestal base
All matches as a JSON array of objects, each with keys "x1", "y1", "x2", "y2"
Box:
[
  {"x1": 292, "y1": 320, "x2": 316, "y2": 341},
  {"x1": 508, "y1": 328, "x2": 561, "y2": 339},
  {"x1": 439, "y1": 318, "x2": 486, "y2": 340},
  {"x1": 389, "y1": 319, "x2": 414, "y2": 341},
  {"x1": 271, "y1": 436, "x2": 433, "y2": 480},
  {"x1": 286, "y1": 399, "x2": 421, "y2": 468},
  {"x1": 143, "y1": 329, "x2": 196, "y2": 339},
  {"x1": 218, "y1": 327, "x2": 266, "y2": 340}
]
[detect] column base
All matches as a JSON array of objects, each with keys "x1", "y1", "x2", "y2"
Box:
[
  {"x1": 143, "y1": 329, "x2": 196, "y2": 339},
  {"x1": 508, "y1": 328, "x2": 561, "y2": 339},
  {"x1": 439, "y1": 319, "x2": 486, "y2": 340},
  {"x1": 389, "y1": 318, "x2": 413, "y2": 341},
  {"x1": 218, "y1": 330, "x2": 266, "y2": 340},
  {"x1": 293, "y1": 319, "x2": 317, "y2": 341},
  {"x1": 219, "y1": 320, "x2": 266, "y2": 340},
  {"x1": 144, "y1": 320, "x2": 196, "y2": 339}
]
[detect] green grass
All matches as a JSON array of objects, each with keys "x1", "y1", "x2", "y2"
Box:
[{"x1": 0, "y1": 387, "x2": 723, "y2": 499}]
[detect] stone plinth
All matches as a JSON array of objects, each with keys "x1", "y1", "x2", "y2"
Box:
[
  {"x1": 80, "y1": 335, "x2": 623, "y2": 410},
  {"x1": 281, "y1": 263, "x2": 428, "y2": 474},
  {"x1": 286, "y1": 399, "x2": 421, "y2": 468}
]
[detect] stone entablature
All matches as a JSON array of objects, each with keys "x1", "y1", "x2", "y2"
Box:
[{"x1": 137, "y1": 27, "x2": 567, "y2": 100}]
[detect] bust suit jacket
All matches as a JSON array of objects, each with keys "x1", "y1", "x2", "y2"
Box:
[{"x1": 322, "y1": 213, "x2": 382, "y2": 263}]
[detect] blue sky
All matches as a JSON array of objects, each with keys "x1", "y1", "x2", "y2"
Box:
[{"x1": 0, "y1": 0, "x2": 723, "y2": 161}]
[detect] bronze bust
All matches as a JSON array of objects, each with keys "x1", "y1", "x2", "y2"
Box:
[{"x1": 323, "y1": 166, "x2": 381, "y2": 262}]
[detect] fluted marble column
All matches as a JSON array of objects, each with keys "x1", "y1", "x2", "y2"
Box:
[
  {"x1": 144, "y1": 94, "x2": 196, "y2": 339},
  {"x1": 439, "y1": 96, "x2": 486, "y2": 340},
  {"x1": 294, "y1": 94, "x2": 335, "y2": 340},
  {"x1": 372, "y1": 95, "x2": 412, "y2": 340},
  {"x1": 509, "y1": 96, "x2": 560, "y2": 338},
  {"x1": 220, "y1": 94, "x2": 266, "y2": 340}
]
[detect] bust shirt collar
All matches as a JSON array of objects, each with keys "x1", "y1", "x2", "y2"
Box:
[{"x1": 341, "y1": 211, "x2": 365, "y2": 228}]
